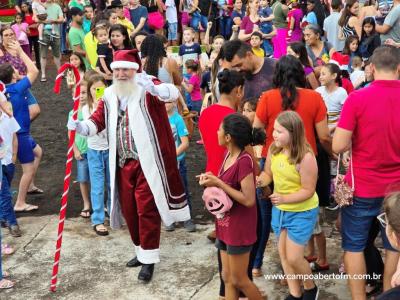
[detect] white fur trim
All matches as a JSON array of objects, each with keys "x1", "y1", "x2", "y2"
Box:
[
  {"x1": 164, "y1": 207, "x2": 191, "y2": 226},
  {"x1": 134, "y1": 245, "x2": 160, "y2": 264},
  {"x1": 128, "y1": 92, "x2": 191, "y2": 226},
  {"x1": 86, "y1": 120, "x2": 99, "y2": 136},
  {"x1": 110, "y1": 61, "x2": 139, "y2": 70}
]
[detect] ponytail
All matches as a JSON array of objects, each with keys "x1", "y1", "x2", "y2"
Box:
[
  {"x1": 252, "y1": 127, "x2": 266, "y2": 146},
  {"x1": 222, "y1": 113, "x2": 266, "y2": 150}
]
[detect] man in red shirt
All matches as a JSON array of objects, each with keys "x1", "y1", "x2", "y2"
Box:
[{"x1": 333, "y1": 46, "x2": 400, "y2": 299}]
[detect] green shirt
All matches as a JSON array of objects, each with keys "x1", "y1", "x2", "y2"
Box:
[
  {"x1": 69, "y1": 110, "x2": 88, "y2": 154},
  {"x1": 68, "y1": 26, "x2": 91, "y2": 69},
  {"x1": 45, "y1": 3, "x2": 63, "y2": 35},
  {"x1": 271, "y1": 1, "x2": 288, "y2": 29}
]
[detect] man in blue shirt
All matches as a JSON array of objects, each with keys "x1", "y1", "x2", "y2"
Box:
[{"x1": 0, "y1": 40, "x2": 43, "y2": 212}]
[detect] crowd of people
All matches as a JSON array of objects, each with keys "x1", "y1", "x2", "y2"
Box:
[{"x1": 0, "y1": 0, "x2": 399, "y2": 298}]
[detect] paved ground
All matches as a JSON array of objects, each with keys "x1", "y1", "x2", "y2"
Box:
[
  {"x1": 1, "y1": 214, "x2": 351, "y2": 300},
  {"x1": 1, "y1": 61, "x2": 352, "y2": 300}
]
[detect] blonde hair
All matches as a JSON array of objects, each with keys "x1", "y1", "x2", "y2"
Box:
[
  {"x1": 384, "y1": 192, "x2": 400, "y2": 235},
  {"x1": 86, "y1": 73, "x2": 107, "y2": 113},
  {"x1": 270, "y1": 111, "x2": 313, "y2": 164}
]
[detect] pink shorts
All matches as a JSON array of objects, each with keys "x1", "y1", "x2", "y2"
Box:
[{"x1": 181, "y1": 12, "x2": 191, "y2": 26}]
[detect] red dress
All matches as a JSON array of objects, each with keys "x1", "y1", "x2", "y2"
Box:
[{"x1": 216, "y1": 151, "x2": 258, "y2": 246}]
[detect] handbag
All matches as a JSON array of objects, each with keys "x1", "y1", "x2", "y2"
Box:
[
  {"x1": 334, "y1": 151, "x2": 354, "y2": 207},
  {"x1": 148, "y1": 11, "x2": 165, "y2": 30}
]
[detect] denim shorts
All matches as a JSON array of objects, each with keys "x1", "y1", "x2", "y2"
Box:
[
  {"x1": 17, "y1": 133, "x2": 37, "y2": 164},
  {"x1": 76, "y1": 153, "x2": 89, "y2": 183},
  {"x1": 341, "y1": 196, "x2": 396, "y2": 252},
  {"x1": 271, "y1": 206, "x2": 318, "y2": 245},
  {"x1": 168, "y1": 22, "x2": 178, "y2": 41},
  {"x1": 215, "y1": 238, "x2": 253, "y2": 255},
  {"x1": 190, "y1": 13, "x2": 208, "y2": 32}
]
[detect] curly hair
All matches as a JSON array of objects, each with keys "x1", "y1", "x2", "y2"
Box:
[
  {"x1": 272, "y1": 55, "x2": 306, "y2": 110},
  {"x1": 140, "y1": 34, "x2": 166, "y2": 77}
]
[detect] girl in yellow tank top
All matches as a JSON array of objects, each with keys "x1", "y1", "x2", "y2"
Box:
[{"x1": 257, "y1": 111, "x2": 320, "y2": 299}]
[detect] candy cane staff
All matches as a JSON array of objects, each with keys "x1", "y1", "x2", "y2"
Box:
[
  {"x1": 67, "y1": 49, "x2": 191, "y2": 283},
  {"x1": 50, "y1": 64, "x2": 81, "y2": 292}
]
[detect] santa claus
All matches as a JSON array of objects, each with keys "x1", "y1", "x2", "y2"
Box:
[{"x1": 68, "y1": 49, "x2": 190, "y2": 282}]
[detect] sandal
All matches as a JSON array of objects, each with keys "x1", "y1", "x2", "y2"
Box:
[
  {"x1": 0, "y1": 279, "x2": 14, "y2": 289},
  {"x1": 14, "y1": 204, "x2": 39, "y2": 212},
  {"x1": 366, "y1": 283, "x2": 382, "y2": 297},
  {"x1": 305, "y1": 255, "x2": 318, "y2": 263},
  {"x1": 252, "y1": 268, "x2": 263, "y2": 277},
  {"x1": 27, "y1": 187, "x2": 44, "y2": 195},
  {"x1": 93, "y1": 224, "x2": 109, "y2": 236},
  {"x1": 310, "y1": 261, "x2": 330, "y2": 272},
  {"x1": 80, "y1": 209, "x2": 91, "y2": 219},
  {"x1": 1, "y1": 244, "x2": 14, "y2": 255}
]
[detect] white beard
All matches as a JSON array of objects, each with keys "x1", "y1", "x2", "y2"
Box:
[
  {"x1": 113, "y1": 77, "x2": 139, "y2": 99},
  {"x1": 113, "y1": 77, "x2": 140, "y2": 111}
]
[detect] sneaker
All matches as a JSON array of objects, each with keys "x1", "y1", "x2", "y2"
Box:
[
  {"x1": 165, "y1": 223, "x2": 175, "y2": 232},
  {"x1": 303, "y1": 285, "x2": 319, "y2": 300},
  {"x1": 9, "y1": 225, "x2": 22, "y2": 237},
  {"x1": 284, "y1": 294, "x2": 302, "y2": 300},
  {"x1": 183, "y1": 219, "x2": 196, "y2": 232}
]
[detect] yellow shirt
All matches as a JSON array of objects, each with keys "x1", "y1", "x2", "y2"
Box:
[
  {"x1": 271, "y1": 152, "x2": 319, "y2": 212},
  {"x1": 252, "y1": 47, "x2": 265, "y2": 58},
  {"x1": 84, "y1": 32, "x2": 98, "y2": 70},
  {"x1": 118, "y1": 18, "x2": 135, "y2": 36}
]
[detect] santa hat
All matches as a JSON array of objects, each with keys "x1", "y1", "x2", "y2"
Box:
[
  {"x1": 330, "y1": 52, "x2": 350, "y2": 71},
  {"x1": 110, "y1": 49, "x2": 142, "y2": 72}
]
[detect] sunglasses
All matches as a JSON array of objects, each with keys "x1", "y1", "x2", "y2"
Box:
[{"x1": 377, "y1": 212, "x2": 387, "y2": 228}]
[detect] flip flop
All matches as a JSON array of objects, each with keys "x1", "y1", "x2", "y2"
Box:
[
  {"x1": 27, "y1": 187, "x2": 44, "y2": 195},
  {"x1": 93, "y1": 224, "x2": 109, "y2": 236},
  {"x1": 14, "y1": 204, "x2": 39, "y2": 212},
  {"x1": 1, "y1": 244, "x2": 15, "y2": 255},
  {"x1": 0, "y1": 279, "x2": 14, "y2": 289},
  {"x1": 80, "y1": 209, "x2": 91, "y2": 219}
]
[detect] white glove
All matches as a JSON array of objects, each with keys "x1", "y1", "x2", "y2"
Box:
[
  {"x1": 136, "y1": 71, "x2": 179, "y2": 101},
  {"x1": 136, "y1": 71, "x2": 157, "y2": 95},
  {"x1": 67, "y1": 117, "x2": 89, "y2": 136}
]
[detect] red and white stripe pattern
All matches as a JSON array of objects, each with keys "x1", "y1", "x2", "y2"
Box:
[{"x1": 50, "y1": 63, "x2": 81, "y2": 292}]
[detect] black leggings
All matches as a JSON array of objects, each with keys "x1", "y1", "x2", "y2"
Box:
[
  {"x1": 28, "y1": 36, "x2": 40, "y2": 69},
  {"x1": 364, "y1": 218, "x2": 384, "y2": 286}
]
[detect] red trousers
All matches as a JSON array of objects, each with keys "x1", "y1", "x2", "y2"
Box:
[{"x1": 117, "y1": 159, "x2": 161, "y2": 263}]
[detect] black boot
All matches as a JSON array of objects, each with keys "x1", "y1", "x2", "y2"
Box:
[
  {"x1": 138, "y1": 264, "x2": 154, "y2": 283},
  {"x1": 126, "y1": 257, "x2": 142, "y2": 268}
]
